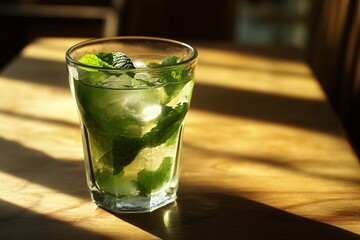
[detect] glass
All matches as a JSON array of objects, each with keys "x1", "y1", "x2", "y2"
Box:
[{"x1": 66, "y1": 37, "x2": 197, "y2": 213}]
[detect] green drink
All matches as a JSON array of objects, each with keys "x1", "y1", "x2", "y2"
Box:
[{"x1": 66, "y1": 37, "x2": 197, "y2": 213}]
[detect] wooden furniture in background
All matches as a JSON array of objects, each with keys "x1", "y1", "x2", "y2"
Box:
[{"x1": 307, "y1": 0, "x2": 360, "y2": 154}]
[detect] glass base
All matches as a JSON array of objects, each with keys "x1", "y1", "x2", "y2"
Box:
[{"x1": 90, "y1": 188, "x2": 177, "y2": 213}]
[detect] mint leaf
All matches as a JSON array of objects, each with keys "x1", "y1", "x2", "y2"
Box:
[
  {"x1": 110, "y1": 103, "x2": 188, "y2": 174},
  {"x1": 79, "y1": 52, "x2": 135, "y2": 69},
  {"x1": 79, "y1": 53, "x2": 116, "y2": 68},
  {"x1": 137, "y1": 157, "x2": 173, "y2": 195},
  {"x1": 160, "y1": 55, "x2": 179, "y2": 66},
  {"x1": 96, "y1": 52, "x2": 135, "y2": 69},
  {"x1": 157, "y1": 56, "x2": 193, "y2": 98},
  {"x1": 112, "y1": 136, "x2": 145, "y2": 174},
  {"x1": 142, "y1": 55, "x2": 194, "y2": 98},
  {"x1": 161, "y1": 70, "x2": 189, "y2": 98},
  {"x1": 144, "y1": 103, "x2": 188, "y2": 147}
]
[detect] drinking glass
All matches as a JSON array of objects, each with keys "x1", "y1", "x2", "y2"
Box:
[{"x1": 66, "y1": 37, "x2": 197, "y2": 213}]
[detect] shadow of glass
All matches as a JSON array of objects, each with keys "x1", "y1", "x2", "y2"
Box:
[
  {"x1": 115, "y1": 189, "x2": 359, "y2": 240},
  {"x1": 191, "y1": 82, "x2": 344, "y2": 137},
  {"x1": 0, "y1": 199, "x2": 111, "y2": 240},
  {"x1": 0, "y1": 137, "x2": 88, "y2": 199},
  {"x1": 2, "y1": 135, "x2": 359, "y2": 239}
]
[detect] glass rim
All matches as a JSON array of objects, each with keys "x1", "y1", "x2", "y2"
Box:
[{"x1": 65, "y1": 36, "x2": 198, "y2": 72}]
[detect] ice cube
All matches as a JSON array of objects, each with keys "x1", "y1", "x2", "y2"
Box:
[
  {"x1": 133, "y1": 60, "x2": 147, "y2": 68},
  {"x1": 138, "y1": 143, "x2": 178, "y2": 171},
  {"x1": 142, "y1": 104, "x2": 162, "y2": 122},
  {"x1": 102, "y1": 74, "x2": 147, "y2": 89},
  {"x1": 96, "y1": 171, "x2": 139, "y2": 196},
  {"x1": 102, "y1": 75, "x2": 126, "y2": 88},
  {"x1": 91, "y1": 87, "x2": 162, "y2": 126},
  {"x1": 134, "y1": 72, "x2": 158, "y2": 84}
]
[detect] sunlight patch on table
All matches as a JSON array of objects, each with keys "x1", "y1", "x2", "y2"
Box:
[
  {"x1": 0, "y1": 171, "x2": 157, "y2": 239},
  {"x1": 20, "y1": 37, "x2": 85, "y2": 62},
  {"x1": 196, "y1": 64, "x2": 325, "y2": 101},
  {"x1": 0, "y1": 77, "x2": 81, "y2": 160},
  {"x1": 186, "y1": 108, "x2": 347, "y2": 142},
  {"x1": 0, "y1": 76, "x2": 76, "y2": 119},
  {"x1": 197, "y1": 46, "x2": 310, "y2": 73},
  {"x1": 184, "y1": 109, "x2": 360, "y2": 190}
]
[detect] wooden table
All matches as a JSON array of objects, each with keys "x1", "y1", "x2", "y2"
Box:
[{"x1": 0, "y1": 38, "x2": 359, "y2": 239}]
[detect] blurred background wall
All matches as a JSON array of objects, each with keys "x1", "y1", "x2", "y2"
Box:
[{"x1": 0, "y1": 0, "x2": 359, "y2": 157}]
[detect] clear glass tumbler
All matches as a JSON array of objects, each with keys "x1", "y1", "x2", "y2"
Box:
[{"x1": 66, "y1": 37, "x2": 197, "y2": 213}]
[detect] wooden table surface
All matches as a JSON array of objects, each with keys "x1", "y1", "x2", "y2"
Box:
[{"x1": 0, "y1": 38, "x2": 359, "y2": 239}]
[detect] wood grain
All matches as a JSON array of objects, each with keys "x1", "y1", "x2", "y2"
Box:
[{"x1": 0, "y1": 38, "x2": 359, "y2": 239}]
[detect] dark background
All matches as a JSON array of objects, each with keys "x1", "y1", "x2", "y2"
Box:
[{"x1": 1, "y1": 0, "x2": 359, "y2": 158}]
